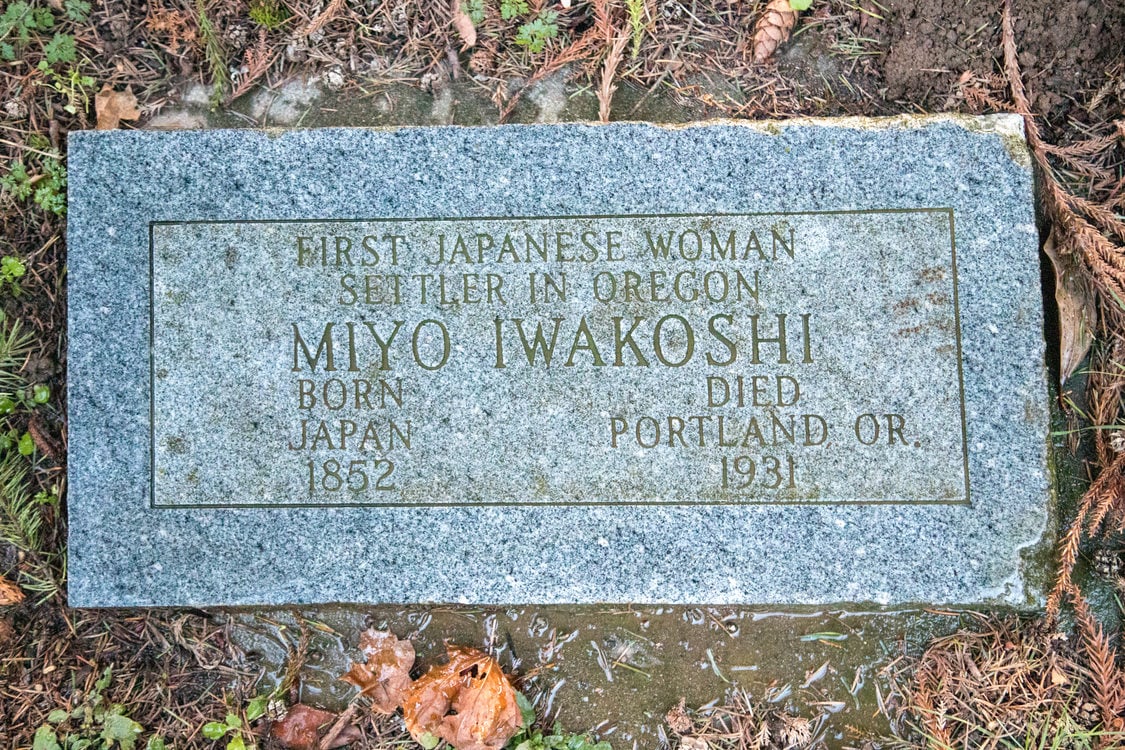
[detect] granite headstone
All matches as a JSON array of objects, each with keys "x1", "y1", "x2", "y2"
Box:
[{"x1": 67, "y1": 115, "x2": 1050, "y2": 607}]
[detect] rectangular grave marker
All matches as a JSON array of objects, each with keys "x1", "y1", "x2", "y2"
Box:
[{"x1": 67, "y1": 116, "x2": 1051, "y2": 607}]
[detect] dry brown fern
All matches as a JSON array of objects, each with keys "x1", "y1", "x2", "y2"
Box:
[
  {"x1": 752, "y1": 0, "x2": 799, "y2": 64},
  {"x1": 227, "y1": 29, "x2": 279, "y2": 104},
  {"x1": 598, "y1": 32, "x2": 629, "y2": 123},
  {"x1": 1068, "y1": 584, "x2": 1125, "y2": 735}
]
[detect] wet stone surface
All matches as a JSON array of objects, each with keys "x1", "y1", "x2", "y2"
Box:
[{"x1": 67, "y1": 115, "x2": 1049, "y2": 607}]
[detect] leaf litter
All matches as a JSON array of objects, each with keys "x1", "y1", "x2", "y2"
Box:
[
  {"x1": 340, "y1": 628, "x2": 416, "y2": 714},
  {"x1": 272, "y1": 629, "x2": 525, "y2": 750}
]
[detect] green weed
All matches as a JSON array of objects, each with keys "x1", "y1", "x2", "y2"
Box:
[
  {"x1": 37, "y1": 62, "x2": 97, "y2": 116},
  {"x1": 248, "y1": 0, "x2": 291, "y2": 31},
  {"x1": 196, "y1": 0, "x2": 229, "y2": 109},
  {"x1": 0, "y1": 1, "x2": 55, "y2": 61},
  {"x1": 514, "y1": 11, "x2": 558, "y2": 53},
  {"x1": 33, "y1": 667, "x2": 162, "y2": 750},
  {"x1": 626, "y1": 0, "x2": 646, "y2": 58},
  {"x1": 2, "y1": 152, "x2": 68, "y2": 215},
  {"x1": 1, "y1": 160, "x2": 33, "y2": 202},
  {"x1": 501, "y1": 0, "x2": 530, "y2": 20},
  {"x1": 505, "y1": 694, "x2": 611, "y2": 750},
  {"x1": 63, "y1": 0, "x2": 92, "y2": 23},
  {"x1": 507, "y1": 725, "x2": 612, "y2": 750},
  {"x1": 789, "y1": 0, "x2": 813, "y2": 9},
  {"x1": 0, "y1": 318, "x2": 59, "y2": 599},
  {"x1": 201, "y1": 694, "x2": 268, "y2": 750},
  {"x1": 463, "y1": 0, "x2": 486, "y2": 25},
  {"x1": 1, "y1": 1, "x2": 94, "y2": 116},
  {"x1": 0, "y1": 255, "x2": 27, "y2": 295}
]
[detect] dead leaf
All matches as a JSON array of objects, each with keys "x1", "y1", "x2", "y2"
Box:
[
  {"x1": 95, "y1": 85, "x2": 140, "y2": 131},
  {"x1": 1051, "y1": 667, "x2": 1070, "y2": 686},
  {"x1": 752, "y1": 0, "x2": 799, "y2": 64},
  {"x1": 1043, "y1": 228, "x2": 1096, "y2": 384},
  {"x1": 440, "y1": 656, "x2": 521, "y2": 750},
  {"x1": 403, "y1": 646, "x2": 521, "y2": 750},
  {"x1": 0, "y1": 575, "x2": 24, "y2": 605},
  {"x1": 270, "y1": 704, "x2": 337, "y2": 750},
  {"x1": 403, "y1": 647, "x2": 483, "y2": 745},
  {"x1": 451, "y1": 0, "x2": 477, "y2": 51},
  {"x1": 317, "y1": 706, "x2": 364, "y2": 750},
  {"x1": 340, "y1": 628, "x2": 416, "y2": 713}
]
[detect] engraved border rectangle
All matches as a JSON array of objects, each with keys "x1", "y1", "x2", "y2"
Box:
[{"x1": 148, "y1": 208, "x2": 970, "y2": 509}]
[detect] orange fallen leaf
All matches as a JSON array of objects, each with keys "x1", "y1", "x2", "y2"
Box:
[
  {"x1": 270, "y1": 704, "x2": 355, "y2": 750},
  {"x1": 340, "y1": 628, "x2": 416, "y2": 713},
  {"x1": 440, "y1": 655, "x2": 521, "y2": 750},
  {"x1": 0, "y1": 575, "x2": 24, "y2": 605},
  {"x1": 403, "y1": 647, "x2": 484, "y2": 745},
  {"x1": 403, "y1": 646, "x2": 521, "y2": 750},
  {"x1": 451, "y1": 0, "x2": 477, "y2": 50},
  {"x1": 95, "y1": 85, "x2": 141, "y2": 131}
]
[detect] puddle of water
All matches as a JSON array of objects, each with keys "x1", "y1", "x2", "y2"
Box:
[{"x1": 224, "y1": 605, "x2": 970, "y2": 748}]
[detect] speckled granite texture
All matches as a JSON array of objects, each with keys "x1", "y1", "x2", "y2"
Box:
[{"x1": 67, "y1": 116, "x2": 1049, "y2": 607}]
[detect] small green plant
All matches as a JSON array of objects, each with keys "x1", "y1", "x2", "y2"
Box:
[
  {"x1": 0, "y1": 382, "x2": 52, "y2": 416},
  {"x1": 626, "y1": 0, "x2": 645, "y2": 58},
  {"x1": 500, "y1": 0, "x2": 529, "y2": 20},
  {"x1": 32, "y1": 668, "x2": 160, "y2": 750},
  {"x1": 1, "y1": 160, "x2": 32, "y2": 202},
  {"x1": 196, "y1": 0, "x2": 230, "y2": 109},
  {"x1": 505, "y1": 694, "x2": 612, "y2": 750},
  {"x1": 514, "y1": 11, "x2": 558, "y2": 53},
  {"x1": 35, "y1": 156, "x2": 67, "y2": 214},
  {"x1": 0, "y1": 319, "x2": 57, "y2": 599},
  {"x1": 248, "y1": 0, "x2": 291, "y2": 30},
  {"x1": 789, "y1": 0, "x2": 813, "y2": 9},
  {"x1": 463, "y1": 0, "x2": 486, "y2": 25},
  {"x1": 63, "y1": 0, "x2": 92, "y2": 23},
  {"x1": 39, "y1": 64, "x2": 94, "y2": 113},
  {"x1": 0, "y1": 1, "x2": 55, "y2": 61},
  {"x1": 0, "y1": 255, "x2": 26, "y2": 294},
  {"x1": 506, "y1": 727, "x2": 612, "y2": 750},
  {"x1": 2, "y1": 154, "x2": 68, "y2": 215},
  {"x1": 201, "y1": 695, "x2": 269, "y2": 750},
  {"x1": 0, "y1": 1, "x2": 94, "y2": 115},
  {"x1": 42, "y1": 32, "x2": 76, "y2": 65}
]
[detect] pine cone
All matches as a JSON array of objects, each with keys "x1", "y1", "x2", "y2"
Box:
[
  {"x1": 1093, "y1": 547, "x2": 1121, "y2": 579},
  {"x1": 1076, "y1": 701, "x2": 1099, "y2": 727},
  {"x1": 752, "y1": 0, "x2": 798, "y2": 64},
  {"x1": 468, "y1": 48, "x2": 496, "y2": 75}
]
